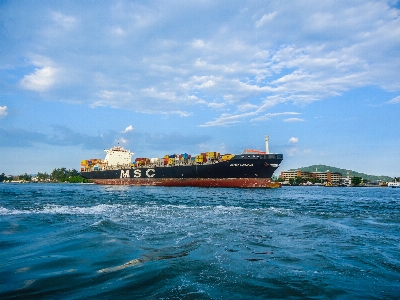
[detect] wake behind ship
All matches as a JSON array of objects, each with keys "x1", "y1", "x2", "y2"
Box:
[{"x1": 80, "y1": 136, "x2": 283, "y2": 188}]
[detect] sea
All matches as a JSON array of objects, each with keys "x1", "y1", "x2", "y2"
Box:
[{"x1": 1, "y1": 183, "x2": 399, "y2": 299}]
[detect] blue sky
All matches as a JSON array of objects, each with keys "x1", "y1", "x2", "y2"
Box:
[{"x1": 1, "y1": 0, "x2": 399, "y2": 177}]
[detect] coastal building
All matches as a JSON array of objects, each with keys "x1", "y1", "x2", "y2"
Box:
[
  {"x1": 281, "y1": 170, "x2": 343, "y2": 183},
  {"x1": 280, "y1": 170, "x2": 313, "y2": 181},
  {"x1": 312, "y1": 171, "x2": 342, "y2": 183}
]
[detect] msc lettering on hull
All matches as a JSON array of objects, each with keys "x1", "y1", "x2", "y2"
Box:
[
  {"x1": 230, "y1": 164, "x2": 254, "y2": 167},
  {"x1": 121, "y1": 169, "x2": 156, "y2": 178},
  {"x1": 120, "y1": 170, "x2": 130, "y2": 178}
]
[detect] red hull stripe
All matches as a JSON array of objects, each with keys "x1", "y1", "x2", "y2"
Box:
[{"x1": 90, "y1": 178, "x2": 281, "y2": 188}]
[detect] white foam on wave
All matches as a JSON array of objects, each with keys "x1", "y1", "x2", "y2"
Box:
[
  {"x1": 41, "y1": 204, "x2": 123, "y2": 215},
  {"x1": 268, "y1": 206, "x2": 293, "y2": 215},
  {"x1": 0, "y1": 204, "x2": 126, "y2": 216},
  {"x1": 0, "y1": 207, "x2": 27, "y2": 215},
  {"x1": 1, "y1": 203, "x2": 253, "y2": 221}
]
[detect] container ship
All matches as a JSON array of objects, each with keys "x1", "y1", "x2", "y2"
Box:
[{"x1": 80, "y1": 136, "x2": 283, "y2": 188}]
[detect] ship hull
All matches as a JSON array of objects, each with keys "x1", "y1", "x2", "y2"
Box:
[
  {"x1": 88, "y1": 178, "x2": 281, "y2": 188},
  {"x1": 81, "y1": 154, "x2": 283, "y2": 188}
]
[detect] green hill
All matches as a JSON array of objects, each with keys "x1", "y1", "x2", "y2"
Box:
[{"x1": 289, "y1": 164, "x2": 393, "y2": 182}]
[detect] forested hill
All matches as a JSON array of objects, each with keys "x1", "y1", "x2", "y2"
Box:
[{"x1": 289, "y1": 164, "x2": 393, "y2": 182}]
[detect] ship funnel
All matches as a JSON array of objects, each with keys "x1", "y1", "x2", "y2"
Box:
[{"x1": 265, "y1": 135, "x2": 270, "y2": 154}]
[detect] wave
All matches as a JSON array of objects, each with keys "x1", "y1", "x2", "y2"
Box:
[{"x1": 0, "y1": 203, "x2": 266, "y2": 217}]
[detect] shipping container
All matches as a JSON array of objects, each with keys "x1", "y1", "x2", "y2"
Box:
[
  {"x1": 135, "y1": 158, "x2": 150, "y2": 162},
  {"x1": 221, "y1": 154, "x2": 235, "y2": 161},
  {"x1": 195, "y1": 155, "x2": 207, "y2": 163},
  {"x1": 135, "y1": 158, "x2": 150, "y2": 166}
]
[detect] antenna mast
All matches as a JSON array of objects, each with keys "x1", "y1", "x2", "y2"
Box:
[{"x1": 265, "y1": 135, "x2": 270, "y2": 154}]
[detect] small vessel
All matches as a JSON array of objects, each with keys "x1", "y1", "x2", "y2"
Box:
[
  {"x1": 80, "y1": 136, "x2": 283, "y2": 188},
  {"x1": 388, "y1": 179, "x2": 400, "y2": 188}
]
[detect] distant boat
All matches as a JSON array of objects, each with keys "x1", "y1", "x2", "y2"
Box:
[{"x1": 388, "y1": 179, "x2": 400, "y2": 188}]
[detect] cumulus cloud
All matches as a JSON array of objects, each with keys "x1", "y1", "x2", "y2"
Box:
[
  {"x1": 0, "y1": 106, "x2": 8, "y2": 118},
  {"x1": 289, "y1": 137, "x2": 299, "y2": 144},
  {"x1": 123, "y1": 125, "x2": 134, "y2": 133},
  {"x1": 20, "y1": 66, "x2": 58, "y2": 92}
]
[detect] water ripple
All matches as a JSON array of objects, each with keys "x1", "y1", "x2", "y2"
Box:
[{"x1": 0, "y1": 184, "x2": 399, "y2": 299}]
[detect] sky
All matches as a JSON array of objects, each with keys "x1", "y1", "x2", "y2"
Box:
[{"x1": 1, "y1": 0, "x2": 399, "y2": 177}]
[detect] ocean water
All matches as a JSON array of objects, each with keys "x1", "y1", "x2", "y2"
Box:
[{"x1": 1, "y1": 184, "x2": 399, "y2": 299}]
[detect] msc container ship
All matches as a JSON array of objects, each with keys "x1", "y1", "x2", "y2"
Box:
[{"x1": 80, "y1": 136, "x2": 283, "y2": 188}]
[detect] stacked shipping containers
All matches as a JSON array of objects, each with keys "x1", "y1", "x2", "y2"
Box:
[
  {"x1": 81, "y1": 151, "x2": 236, "y2": 171},
  {"x1": 80, "y1": 159, "x2": 104, "y2": 171}
]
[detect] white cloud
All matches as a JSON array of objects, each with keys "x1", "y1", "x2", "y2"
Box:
[
  {"x1": 207, "y1": 102, "x2": 226, "y2": 110},
  {"x1": 0, "y1": 106, "x2": 8, "y2": 118},
  {"x1": 287, "y1": 147, "x2": 298, "y2": 157},
  {"x1": 255, "y1": 12, "x2": 277, "y2": 28},
  {"x1": 388, "y1": 96, "x2": 400, "y2": 104},
  {"x1": 238, "y1": 103, "x2": 258, "y2": 112},
  {"x1": 51, "y1": 11, "x2": 77, "y2": 29},
  {"x1": 7, "y1": 1, "x2": 400, "y2": 125},
  {"x1": 251, "y1": 112, "x2": 300, "y2": 122},
  {"x1": 284, "y1": 118, "x2": 305, "y2": 122},
  {"x1": 20, "y1": 59, "x2": 59, "y2": 92},
  {"x1": 192, "y1": 39, "x2": 206, "y2": 48},
  {"x1": 123, "y1": 125, "x2": 134, "y2": 133},
  {"x1": 289, "y1": 137, "x2": 299, "y2": 144},
  {"x1": 116, "y1": 137, "x2": 127, "y2": 144},
  {"x1": 182, "y1": 76, "x2": 218, "y2": 90},
  {"x1": 200, "y1": 112, "x2": 257, "y2": 127}
]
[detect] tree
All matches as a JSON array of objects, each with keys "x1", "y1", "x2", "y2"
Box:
[
  {"x1": 18, "y1": 173, "x2": 32, "y2": 182},
  {"x1": 50, "y1": 167, "x2": 89, "y2": 183},
  {"x1": 37, "y1": 172, "x2": 50, "y2": 181},
  {"x1": 68, "y1": 175, "x2": 90, "y2": 183},
  {"x1": 351, "y1": 176, "x2": 362, "y2": 186},
  {"x1": 51, "y1": 167, "x2": 69, "y2": 181},
  {"x1": 294, "y1": 176, "x2": 303, "y2": 185}
]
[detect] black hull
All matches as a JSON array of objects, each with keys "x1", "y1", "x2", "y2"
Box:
[{"x1": 81, "y1": 154, "x2": 283, "y2": 188}]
